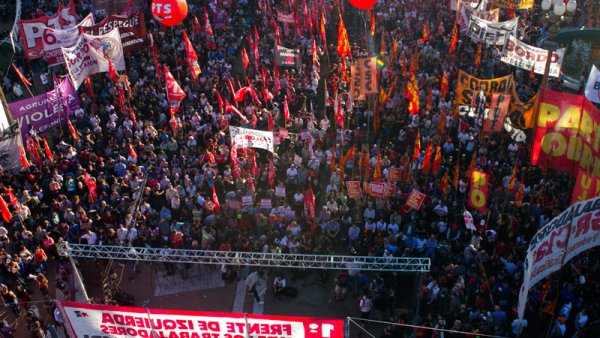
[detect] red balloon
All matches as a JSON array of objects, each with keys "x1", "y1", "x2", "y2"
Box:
[
  {"x1": 349, "y1": 0, "x2": 377, "y2": 10},
  {"x1": 151, "y1": 0, "x2": 188, "y2": 27}
]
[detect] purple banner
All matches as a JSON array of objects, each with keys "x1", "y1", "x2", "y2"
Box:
[{"x1": 8, "y1": 78, "x2": 80, "y2": 140}]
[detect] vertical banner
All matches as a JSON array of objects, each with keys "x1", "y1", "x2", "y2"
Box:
[
  {"x1": 483, "y1": 93, "x2": 511, "y2": 132},
  {"x1": 468, "y1": 170, "x2": 488, "y2": 212},
  {"x1": 353, "y1": 57, "x2": 378, "y2": 99},
  {"x1": 570, "y1": 169, "x2": 600, "y2": 205},
  {"x1": 350, "y1": 64, "x2": 365, "y2": 100},
  {"x1": 531, "y1": 89, "x2": 600, "y2": 177}
]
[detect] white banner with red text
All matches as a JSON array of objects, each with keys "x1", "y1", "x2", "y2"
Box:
[
  {"x1": 501, "y1": 35, "x2": 565, "y2": 78},
  {"x1": 229, "y1": 126, "x2": 275, "y2": 153},
  {"x1": 517, "y1": 196, "x2": 600, "y2": 320},
  {"x1": 60, "y1": 302, "x2": 344, "y2": 338}
]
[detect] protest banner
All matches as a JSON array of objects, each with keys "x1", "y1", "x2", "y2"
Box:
[
  {"x1": 483, "y1": 93, "x2": 511, "y2": 132},
  {"x1": 83, "y1": 11, "x2": 147, "y2": 53},
  {"x1": 229, "y1": 126, "x2": 275, "y2": 153},
  {"x1": 0, "y1": 125, "x2": 26, "y2": 172},
  {"x1": 276, "y1": 45, "x2": 301, "y2": 68},
  {"x1": 275, "y1": 186, "x2": 286, "y2": 197},
  {"x1": 260, "y1": 199, "x2": 272, "y2": 209},
  {"x1": 571, "y1": 169, "x2": 600, "y2": 205},
  {"x1": 496, "y1": 0, "x2": 534, "y2": 8},
  {"x1": 370, "y1": 182, "x2": 385, "y2": 198},
  {"x1": 467, "y1": 16, "x2": 518, "y2": 45},
  {"x1": 351, "y1": 57, "x2": 378, "y2": 100},
  {"x1": 455, "y1": 71, "x2": 514, "y2": 108},
  {"x1": 468, "y1": 170, "x2": 488, "y2": 212},
  {"x1": 531, "y1": 89, "x2": 600, "y2": 177},
  {"x1": 346, "y1": 181, "x2": 362, "y2": 199},
  {"x1": 457, "y1": 1, "x2": 499, "y2": 33},
  {"x1": 42, "y1": 14, "x2": 95, "y2": 65},
  {"x1": 276, "y1": 11, "x2": 295, "y2": 24},
  {"x1": 585, "y1": 65, "x2": 600, "y2": 104},
  {"x1": 8, "y1": 78, "x2": 80, "y2": 139},
  {"x1": 61, "y1": 28, "x2": 126, "y2": 89},
  {"x1": 19, "y1": 0, "x2": 78, "y2": 59},
  {"x1": 383, "y1": 183, "x2": 396, "y2": 198},
  {"x1": 60, "y1": 301, "x2": 344, "y2": 338},
  {"x1": 501, "y1": 35, "x2": 565, "y2": 78},
  {"x1": 518, "y1": 196, "x2": 600, "y2": 320},
  {"x1": 405, "y1": 188, "x2": 425, "y2": 210}
]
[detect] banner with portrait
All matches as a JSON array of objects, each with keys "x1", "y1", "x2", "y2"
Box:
[
  {"x1": 82, "y1": 11, "x2": 147, "y2": 53},
  {"x1": 457, "y1": 1, "x2": 499, "y2": 33}
]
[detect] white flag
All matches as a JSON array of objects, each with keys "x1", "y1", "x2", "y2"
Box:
[{"x1": 585, "y1": 65, "x2": 600, "y2": 104}]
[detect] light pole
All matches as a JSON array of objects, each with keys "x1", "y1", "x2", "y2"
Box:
[{"x1": 540, "y1": 0, "x2": 577, "y2": 49}]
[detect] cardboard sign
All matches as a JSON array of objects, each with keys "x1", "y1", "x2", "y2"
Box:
[
  {"x1": 260, "y1": 199, "x2": 272, "y2": 209},
  {"x1": 294, "y1": 154, "x2": 302, "y2": 166},
  {"x1": 405, "y1": 188, "x2": 426, "y2": 210},
  {"x1": 383, "y1": 183, "x2": 396, "y2": 198},
  {"x1": 241, "y1": 195, "x2": 254, "y2": 207},
  {"x1": 275, "y1": 186, "x2": 286, "y2": 197},
  {"x1": 346, "y1": 181, "x2": 362, "y2": 199},
  {"x1": 370, "y1": 182, "x2": 385, "y2": 198},
  {"x1": 279, "y1": 129, "x2": 289, "y2": 138}
]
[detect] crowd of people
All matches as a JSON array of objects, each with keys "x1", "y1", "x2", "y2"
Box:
[{"x1": 0, "y1": 0, "x2": 599, "y2": 337}]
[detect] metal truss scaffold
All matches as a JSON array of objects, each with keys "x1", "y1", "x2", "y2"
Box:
[{"x1": 58, "y1": 243, "x2": 431, "y2": 272}]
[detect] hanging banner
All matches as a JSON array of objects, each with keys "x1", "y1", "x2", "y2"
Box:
[
  {"x1": 276, "y1": 11, "x2": 296, "y2": 24},
  {"x1": 82, "y1": 11, "x2": 147, "y2": 53},
  {"x1": 92, "y1": 0, "x2": 141, "y2": 18},
  {"x1": 18, "y1": 0, "x2": 78, "y2": 59},
  {"x1": 350, "y1": 65, "x2": 365, "y2": 101},
  {"x1": 496, "y1": 0, "x2": 534, "y2": 9},
  {"x1": 467, "y1": 16, "x2": 518, "y2": 45},
  {"x1": 405, "y1": 188, "x2": 426, "y2": 210},
  {"x1": 531, "y1": 89, "x2": 600, "y2": 177},
  {"x1": 518, "y1": 196, "x2": 600, "y2": 320},
  {"x1": 455, "y1": 71, "x2": 514, "y2": 109},
  {"x1": 483, "y1": 93, "x2": 511, "y2": 132},
  {"x1": 60, "y1": 302, "x2": 345, "y2": 338},
  {"x1": 276, "y1": 45, "x2": 301, "y2": 68},
  {"x1": 0, "y1": 124, "x2": 26, "y2": 172},
  {"x1": 229, "y1": 126, "x2": 275, "y2": 153},
  {"x1": 346, "y1": 181, "x2": 362, "y2": 199},
  {"x1": 8, "y1": 78, "x2": 80, "y2": 139},
  {"x1": 571, "y1": 169, "x2": 600, "y2": 205},
  {"x1": 42, "y1": 14, "x2": 95, "y2": 66},
  {"x1": 501, "y1": 36, "x2": 565, "y2": 78},
  {"x1": 61, "y1": 28, "x2": 126, "y2": 89},
  {"x1": 468, "y1": 170, "x2": 488, "y2": 212},
  {"x1": 584, "y1": 65, "x2": 600, "y2": 104},
  {"x1": 457, "y1": 1, "x2": 499, "y2": 33}
]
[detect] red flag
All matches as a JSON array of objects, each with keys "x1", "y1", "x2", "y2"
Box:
[
  {"x1": 230, "y1": 143, "x2": 241, "y2": 179},
  {"x1": 337, "y1": 16, "x2": 351, "y2": 58},
  {"x1": 438, "y1": 108, "x2": 447, "y2": 134},
  {"x1": 25, "y1": 137, "x2": 41, "y2": 166},
  {"x1": 129, "y1": 143, "x2": 137, "y2": 159},
  {"x1": 304, "y1": 185, "x2": 315, "y2": 221},
  {"x1": 85, "y1": 75, "x2": 94, "y2": 98},
  {"x1": 449, "y1": 22, "x2": 458, "y2": 56},
  {"x1": 320, "y1": 12, "x2": 327, "y2": 47},
  {"x1": 440, "y1": 171, "x2": 450, "y2": 195},
  {"x1": 0, "y1": 196, "x2": 11, "y2": 223},
  {"x1": 163, "y1": 65, "x2": 187, "y2": 111},
  {"x1": 515, "y1": 176, "x2": 525, "y2": 207},
  {"x1": 251, "y1": 149, "x2": 259, "y2": 178},
  {"x1": 412, "y1": 131, "x2": 421, "y2": 162},
  {"x1": 432, "y1": 146, "x2": 442, "y2": 174},
  {"x1": 369, "y1": 10, "x2": 375, "y2": 36},
  {"x1": 530, "y1": 65, "x2": 536, "y2": 80},
  {"x1": 267, "y1": 112, "x2": 274, "y2": 132},
  {"x1": 67, "y1": 119, "x2": 79, "y2": 141},
  {"x1": 340, "y1": 57, "x2": 350, "y2": 84},
  {"x1": 234, "y1": 86, "x2": 252, "y2": 102},
  {"x1": 418, "y1": 22, "x2": 429, "y2": 45},
  {"x1": 41, "y1": 136, "x2": 53, "y2": 162},
  {"x1": 273, "y1": 63, "x2": 281, "y2": 92},
  {"x1": 335, "y1": 94, "x2": 344, "y2": 128},
  {"x1": 170, "y1": 108, "x2": 178, "y2": 130},
  {"x1": 216, "y1": 91, "x2": 224, "y2": 113},
  {"x1": 183, "y1": 30, "x2": 201, "y2": 81},
  {"x1": 241, "y1": 48, "x2": 250, "y2": 68},
  {"x1": 508, "y1": 162, "x2": 518, "y2": 192},
  {"x1": 225, "y1": 100, "x2": 248, "y2": 123},
  {"x1": 508, "y1": 0, "x2": 516, "y2": 19},
  {"x1": 11, "y1": 64, "x2": 31, "y2": 86},
  {"x1": 19, "y1": 146, "x2": 30, "y2": 169},
  {"x1": 212, "y1": 185, "x2": 221, "y2": 212},
  {"x1": 474, "y1": 43, "x2": 482, "y2": 69},
  {"x1": 193, "y1": 15, "x2": 202, "y2": 35},
  {"x1": 440, "y1": 71, "x2": 449, "y2": 98},
  {"x1": 151, "y1": 34, "x2": 162, "y2": 79},
  {"x1": 108, "y1": 61, "x2": 119, "y2": 83},
  {"x1": 373, "y1": 152, "x2": 383, "y2": 182},
  {"x1": 204, "y1": 8, "x2": 216, "y2": 49},
  {"x1": 283, "y1": 95, "x2": 290, "y2": 122},
  {"x1": 83, "y1": 171, "x2": 98, "y2": 202},
  {"x1": 405, "y1": 74, "x2": 420, "y2": 115},
  {"x1": 268, "y1": 159, "x2": 276, "y2": 186},
  {"x1": 421, "y1": 142, "x2": 433, "y2": 173}
]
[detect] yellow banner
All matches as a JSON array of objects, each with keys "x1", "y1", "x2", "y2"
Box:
[
  {"x1": 496, "y1": 0, "x2": 534, "y2": 9},
  {"x1": 455, "y1": 70, "x2": 514, "y2": 107}
]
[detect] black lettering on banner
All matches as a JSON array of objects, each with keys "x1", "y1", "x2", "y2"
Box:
[
  {"x1": 363, "y1": 58, "x2": 373, "y2": 93},
  {"x1": 594, "y1": 82, "x2": 600, "y2": 90}
]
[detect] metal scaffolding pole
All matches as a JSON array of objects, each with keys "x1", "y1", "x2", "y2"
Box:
[{"x1": 58, "y1": 243, "x2": 431, "y2": 273}]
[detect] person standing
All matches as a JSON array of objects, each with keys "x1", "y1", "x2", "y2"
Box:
[
  {"x1": 359, "y1": 291, "x2": 373, "y2": 326},
  {"x1": 273, "y1": 274, "x2": 286, "y2": 297},
  {"x1": 245, "y1": 271, "x2": 263, "y2": 304}
]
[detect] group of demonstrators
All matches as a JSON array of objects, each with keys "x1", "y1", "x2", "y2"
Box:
[{"x1": 0, "y1": 0, "x2": 599, "y2": 337}]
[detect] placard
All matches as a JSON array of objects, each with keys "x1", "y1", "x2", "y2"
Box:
[
  {"x1": 405, "y1": 188, "x2": 425, "y2": 210},
  {"x1": 388, "y1": 168, "x2": 402, "y2": 182},
  {"x1": 275, "y1": 186, "x2": 286, "y2": 197},
  {"x1": 241, "y1": 195, "x2": 254, "y2": 207},
  {"x1": 260, "y1": 198, "x2": 272, "y2": 209},
  {"x1": 294, "y1": 154, "x2": 302, "y2": 166},
  {"x1": 279, "y1": 129, "x2": 289, "y2": 138},
  {"x1": 346, "y1": 181, "x2": 362, "y2": 199}
]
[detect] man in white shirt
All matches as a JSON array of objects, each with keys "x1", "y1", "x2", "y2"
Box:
[
  {"x1": 273, "y1": 275, "x2": 287, "y2": 296},
  {"x1": 80, "y1": 229, "x2": 97, "y2": 245}
]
